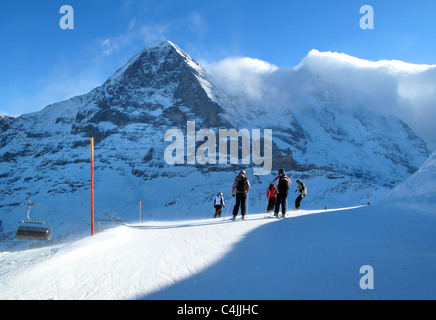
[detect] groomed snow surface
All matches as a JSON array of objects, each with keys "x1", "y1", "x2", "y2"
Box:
[{"x1": 1, "y1": 204, "x2": 435, "y2": 300}]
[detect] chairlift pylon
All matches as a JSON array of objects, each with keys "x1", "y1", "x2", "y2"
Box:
[{"x1": 15, "y1": 202, "x2": 52, "y2": 241}]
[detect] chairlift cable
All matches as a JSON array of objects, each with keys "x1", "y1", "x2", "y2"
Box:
[
  {"x1": 0, "y1": 186, "x2": 88, "y2": 226},
  {"x1": 0, "y1": 115, "x2": 110, "y2": 218}
]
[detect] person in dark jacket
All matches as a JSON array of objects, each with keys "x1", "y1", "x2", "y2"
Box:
[
  {"x1": 272, "y1": 169, "x2": 292, "y2": 218},
  {"x1": 266, "y1": 183, "x2": 277, "y2": 213},
  {"x1": 231, "y1": 170, "x2": 250, "y2": 219}
]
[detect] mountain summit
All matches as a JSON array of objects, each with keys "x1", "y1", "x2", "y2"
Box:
[
  {"x1": 0, "y1": 41, "x2": 430, "y2": 243},
  {"x1": 76, "y1": 40, "x2": 225, "y2": 137}
]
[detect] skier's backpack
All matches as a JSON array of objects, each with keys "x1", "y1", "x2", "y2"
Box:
[
  {"x1": 236, "y1": 177, "x2": 249, "y2": 192},
  {"x1": 277, "y1": 176, "x2": 290, "y2": 194},
  {"x1": 266, "y1": 185, "x2": 277, "y2": 198},
  {"x1": 301, "y1": 182, "x2": 307, "y2": 195}
]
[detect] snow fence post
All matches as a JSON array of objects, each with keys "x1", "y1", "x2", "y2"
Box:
[{"x1": 91, "y1": 137, "x2": 94, "y2": 236}]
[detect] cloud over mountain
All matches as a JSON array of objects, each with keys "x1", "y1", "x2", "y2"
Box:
[{"x1": 206, "y1": 50, "x2": 436, "y2": 150}]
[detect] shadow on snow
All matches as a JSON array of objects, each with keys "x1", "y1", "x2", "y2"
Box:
[{"x1": 140, "y1": 206, "x2": 436, "y2": 300}]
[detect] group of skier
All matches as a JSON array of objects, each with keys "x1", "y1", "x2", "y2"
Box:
[{"x1": 212, "y1": 169, "x2": 307, "y2": 219}]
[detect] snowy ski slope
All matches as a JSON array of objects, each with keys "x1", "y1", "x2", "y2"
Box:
[{"x1": 1, "y1": 204, "x2": 435, "y2": 300}]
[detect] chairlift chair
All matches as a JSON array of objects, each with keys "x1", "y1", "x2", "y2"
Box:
[{"x1": 15, "y1": 202, "x2": 52, "y2": 241}]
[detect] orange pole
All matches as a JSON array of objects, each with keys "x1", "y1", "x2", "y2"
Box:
[
  {"x1": 139, "y1": 201, "x2": 142, "y2": 222},
  {"x1": 91, "y1": 137, "x2": 94, "y2": 236}
]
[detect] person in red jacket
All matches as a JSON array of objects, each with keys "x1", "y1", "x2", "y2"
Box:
[{"x1": 266, "y1": 183, "x2": 277, "y2": 213}]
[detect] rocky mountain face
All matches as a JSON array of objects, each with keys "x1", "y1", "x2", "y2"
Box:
[{"x1": 0, "y1": 41, "x2": 429, "y2": 241}]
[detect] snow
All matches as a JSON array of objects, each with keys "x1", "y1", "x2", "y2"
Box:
[
  {"x1": 387, "y1": 150, "x2": 436, "y2": 215},
  {"x1": 0, "y1": 212, "x2": 274, "y2": 299},
  {"x1": 1, "y1": 203, "x2": 435, "y2": 300}
]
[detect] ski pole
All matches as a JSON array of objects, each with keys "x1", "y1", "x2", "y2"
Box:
[
  {"x1": 263, "y1": 199, "x2": 268, "y2": 218},
  {"x1": 206, "y1": 208, "x2": 215, "y2": 218},
  {"x1": 212, "y1": 207, "x2": 223, "y2": 218},
  {"x1": 246, "y1": 192, "x2": 249, "y2": 217},
  {"x1": 223, "y1": 195, "x2": 234, "y2": 221}
]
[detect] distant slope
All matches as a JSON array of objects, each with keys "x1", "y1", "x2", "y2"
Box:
[{"x1": 387, "y1": 150, "x2": 436, "y2": 215}]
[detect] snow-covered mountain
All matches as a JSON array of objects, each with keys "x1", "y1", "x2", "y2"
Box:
[{"x1": 0, "y1": 41, "x2": 430, "y2": 245}]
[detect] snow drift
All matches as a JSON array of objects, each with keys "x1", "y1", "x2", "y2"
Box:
[{"x1": 388, "y1": 150, "x2": 436, "y2": 215}]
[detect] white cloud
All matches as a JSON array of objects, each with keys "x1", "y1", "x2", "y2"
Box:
[
  {"x1": 187, "y1": 11, "x2": 207, "y2": 35},
  {"x1": 99, "y1": 10, "x2": 207, "y2": 57},
  {"x1": 3, "y1": 61, "x2": 104, "y2": 117},
  {"x1": 100, "y1": 20, "x2": 170, "y2": 56},
  {"x1": 205, "y1": 51, "x2": 436, "y2": 150},
  {"x1": 298, "y1": 50, "x2": 436, "y2": 150},
  {"x1": 0, "y1": 111, "x2": 19, "y2": 118},
  {"x1": 205, "y1": 57, "x2": 278, "y2": 100}
]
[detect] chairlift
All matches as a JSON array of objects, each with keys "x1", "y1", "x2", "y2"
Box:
[{"x1": 15, "y1": 202, "x2": 52, "y2": 241}]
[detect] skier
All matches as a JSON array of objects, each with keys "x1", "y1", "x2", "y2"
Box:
[
  {"x1": 272, "y1": 169, "x2": 291, "y2": 218},
  {"x1": 213, "y1": 193, "x2": 225, "y2": 218},
  {"x1": 231, "y1": 170, "x2": 250, "y2": 220},
  {"x1": 266, "y1": 183, "x2": 277, "y2": 213},
  {"x1": 295, "y1": 179, "x2": 307, "y2": 210}
]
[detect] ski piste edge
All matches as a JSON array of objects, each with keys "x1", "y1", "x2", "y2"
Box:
[{"x1": 123, "y1": 205, "x2": 367, "y2": 228}]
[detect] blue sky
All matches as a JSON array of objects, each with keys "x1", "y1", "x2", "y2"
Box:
[{"x1": 1, "y1": 0, "x2": 436, "y2": 115}]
